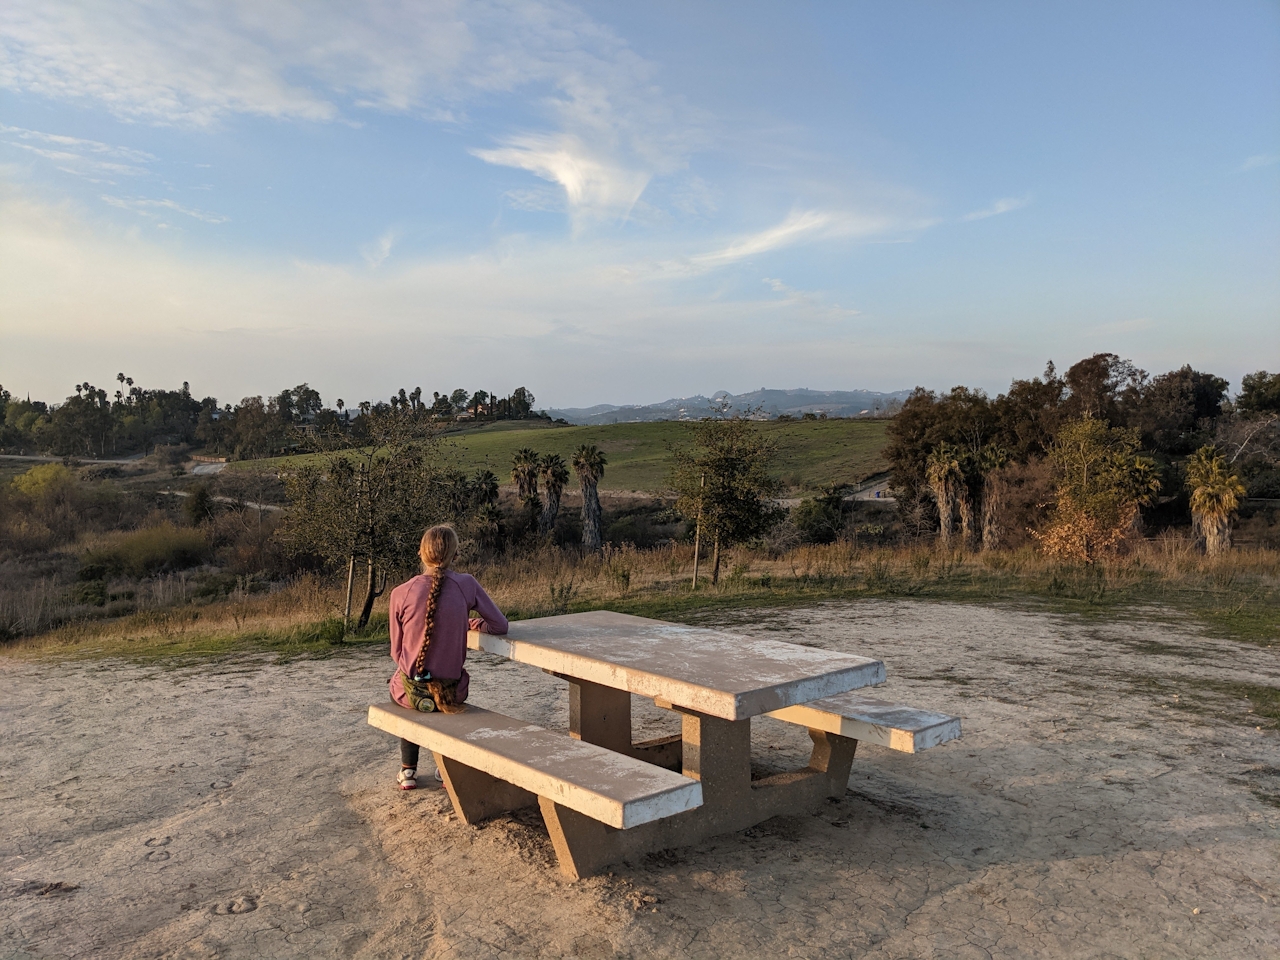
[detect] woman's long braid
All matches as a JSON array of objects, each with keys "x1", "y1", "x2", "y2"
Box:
[{"x1": 411, "y1": 565, "x2": 448, "y2": 678}]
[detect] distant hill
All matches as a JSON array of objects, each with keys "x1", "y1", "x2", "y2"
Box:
[{"x1": 549, "y1": 388, "x2": 912, "y2": 425}]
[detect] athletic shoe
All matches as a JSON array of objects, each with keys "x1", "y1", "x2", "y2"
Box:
[{"x1": 397, "y1": 768, "x2": 417, "y2": 790}]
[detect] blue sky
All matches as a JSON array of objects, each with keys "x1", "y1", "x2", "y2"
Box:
[{"x1": 1, "y1": 1, "x2": 1277, "y2": 409}]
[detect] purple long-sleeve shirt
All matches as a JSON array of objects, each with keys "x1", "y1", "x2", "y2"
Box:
[{"x1": 387, "y1": 571, "x2": 508, "y2": 709}]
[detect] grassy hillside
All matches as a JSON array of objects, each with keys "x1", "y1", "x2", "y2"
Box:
[{"x1": 236, "y1": 418, "x2": 889, "y2": 493}]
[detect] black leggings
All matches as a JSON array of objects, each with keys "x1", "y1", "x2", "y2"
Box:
[{"x1": 400, "y1": 739, "x2": 419, "y2": 768}]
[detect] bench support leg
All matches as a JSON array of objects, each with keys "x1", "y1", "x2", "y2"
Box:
[
  {"x1": 434, "y1": 752, "x2": 537, "y2": 825},
  {"x1": 539, "y1": 797, "x2": 617, "y2": 881},
  {"x1": 805, "y1": 730, "x2": 858, "y2": 797}
]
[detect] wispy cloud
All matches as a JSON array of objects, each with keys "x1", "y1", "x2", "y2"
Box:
[
  {"x1": 0, "y1": 1, "x2": 703, "y2": 223},
  {"x1": 631, "y1": 208, "x2": 921, "y2": 278},
  {"x1": 472, "y1": 134, "x2": 650, "y2": 222},
  {"x1": 0, "y1": 125, "x2": 154, "y2": 162},
  {"x1": 0, "y1": 124, "x2": 154, "y2": 180},
  {"x1": 1240, "y1": 154, "x2": 1280, "y2": 172},
  {"x1": 962, "y1": 196, "x2": 1029, "y2": 221},
  {"x1": 101, "y1": 195, "x2": 228, "y2": 224},
  {"x1": 692, "y1": 211, "x2": 836, "y2": 267}
]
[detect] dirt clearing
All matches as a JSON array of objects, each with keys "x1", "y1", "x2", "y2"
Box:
[{"x1": 3, "y1": 601, "x2": 1278, "y2": 959}]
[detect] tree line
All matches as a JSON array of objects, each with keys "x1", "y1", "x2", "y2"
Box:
[
  {"x1": 0, "y1": 378, "x2": 541, "y2": 460},
  {"x1": 886, "y1": 355, "x2": 1280, "y2": 560}
]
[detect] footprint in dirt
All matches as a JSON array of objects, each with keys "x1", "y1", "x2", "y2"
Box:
[
  {"x1": 144, "y1": 837, "x2": 172, "y2": 847},
  {"x1": 212, "y1": 896, "x2": 258, "y2": 915}
]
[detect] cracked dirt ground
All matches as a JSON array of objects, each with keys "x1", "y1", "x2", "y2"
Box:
[{"x1": 2, "y1": 600, "x2": 1278, "y2": 959}]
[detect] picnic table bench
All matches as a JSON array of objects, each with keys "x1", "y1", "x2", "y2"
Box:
[{"x1": 368, "y1": 611, "x2": 960, "y2": 879}]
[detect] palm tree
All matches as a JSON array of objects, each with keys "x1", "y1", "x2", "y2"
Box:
[
  {"x1": 1120, "y1": 456, "x2": 1162, "y2": 537},
  {"x1": 956, "y1": 461, "x2": 977, "y2": 551},
  {"x1": 511, "y1": 448, "x2": 541, "y2": 502},
  {"x1": 572, "y1": 444, "x2": 607, "y2": 551},
  {"x1": 978, "y1": 446, "x2": 1010, "y2": 552},
  {"x1": 471, "y1": 469, "x2": 499, "y2": 506},
  {"x1": 925, "y1": 444, "x2": 963, "y2": 550},
  {"x1": 539, "y1": 453, "x2": 570, "y2": 537},
  {"x1": 511, "y1": 448, "x2": 542, "y2": 534},
  {"x1": 1186, "y1": 446, "x2": 1245, "y2": 557}
]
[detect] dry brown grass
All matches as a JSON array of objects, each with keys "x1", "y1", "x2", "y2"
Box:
[{"x1": 7, "y1": 536, "x2": 1278, "y2": 661}]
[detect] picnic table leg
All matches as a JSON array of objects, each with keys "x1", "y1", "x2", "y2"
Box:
[
  {"x1": 678, "y1": 709, "x2": 752, "y2": 805},
  {"x1": 540, "y1": 709, "x2": 755, "y2": 879},
  {"x1": 565, "y1": 677, "x2": 683, "y2": 769},
  {"x1": 567, "y1": 678, "x2": 631, "y2": 753}
]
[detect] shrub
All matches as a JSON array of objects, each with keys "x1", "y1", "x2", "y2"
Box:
[
  {"x1": 792, "y1": 486, "x2": 846, "y2": 544},
  {"x1": 184, "y1": 485, "x2": 215, "y2": 525},
  {"x1": 69, "y1": 580, "x2": 107, "y2": 607},
  {"x1": 11, "y1": 463, "x2": 74, "y2": 498},
  {"x1": 83, "y1": 523, "x2": 209, "y2": 578}
]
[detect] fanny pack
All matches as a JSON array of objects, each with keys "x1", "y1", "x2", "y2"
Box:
[{"x1": 399, "y1": 670, "x2": 464, "y2": 714}]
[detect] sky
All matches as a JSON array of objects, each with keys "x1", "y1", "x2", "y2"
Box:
[{"x1": 1, "y1": 0, "x2": 1277, "y2": 410}]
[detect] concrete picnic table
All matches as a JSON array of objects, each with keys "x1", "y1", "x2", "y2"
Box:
[{"x1": 461, "y1": 610, "x2": 888, "y2": 876}]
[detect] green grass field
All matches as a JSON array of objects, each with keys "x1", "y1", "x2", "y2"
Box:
[{"x1": 235, "y1": 418, "x2": 890, "y2": 493}]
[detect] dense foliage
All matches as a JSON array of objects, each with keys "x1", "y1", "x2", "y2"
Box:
[
  {"x1": 885, "y1": 354, "x2": 1276, "y2": 560},
  {"x1": 668, "y1": 418, "x2": 783, "y2": 582},
  {"x1": 0, "y1": 378, "x2": 542, "y2": 460}
]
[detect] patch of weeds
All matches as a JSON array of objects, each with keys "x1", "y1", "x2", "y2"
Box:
[
  {"x1": 863, "y1": 559, "x2": 892, "y2": 589},
  {"x1": 548, "y1": 579, "x2": 578, "y2": 615},
  {"x1": 1046, "y1": 565, "x2": 1108, "y2": 603},
  {"x1": 1121, "y1": 673, "x2": 1280, "y2": 729},
  {"x1": 1201, "y1": 679, "x2": 1280, "y2": 724},
  {"x1": 1193, "y1": 600, "x2": 1280, "y2": 647},
  {"x1": 1243, "y1": 767, "x2": 1280, "y2": 809}
]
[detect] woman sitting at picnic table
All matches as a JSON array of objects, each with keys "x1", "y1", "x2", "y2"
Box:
[{"x1": 388, "y1": 524, "x2": 509, "y2": 790}]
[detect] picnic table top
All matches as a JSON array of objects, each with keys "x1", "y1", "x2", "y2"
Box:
[{"x1": 468, "y1": 610, "x2": 885, "y2": 721}]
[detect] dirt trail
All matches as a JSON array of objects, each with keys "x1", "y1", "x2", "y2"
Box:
[{"x1": 2, "y1": 601, "x2": 1278, "y2": 959}]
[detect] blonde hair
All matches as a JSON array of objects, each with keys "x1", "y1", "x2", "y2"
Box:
[
  {"x1": 412, "y1": 525, "x2": 458, "y2": 679},
  {"x1": 419, "y1": 524, "x2": 458, "y2": 571}
]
